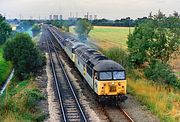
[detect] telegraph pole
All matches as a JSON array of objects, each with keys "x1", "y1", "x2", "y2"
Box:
[
  {"x1": 87, "y1": 12, "x2": 89, "y2": 20},
  {"x1": 76, "y1": 12, "x2": 78, "y2": 18},
  {"x1": 128, "y1": 18, "x2": 131, "y2": 35}
]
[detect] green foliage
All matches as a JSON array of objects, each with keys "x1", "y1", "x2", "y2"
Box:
[
  {"x1": 0, "y1": 15, "x2": 12, "y2": 45},
  {"x1": 31, "y1": 24, "x2": 41, "y2": 37},
  {"x1": 63, "y1": 21, "x2": 70, "y2": 32},
  {"x1": 127, "y1": 11, "x2": 180, "y2": 88},
  {"x1": 127, "y1": 11, "x2": 180, "y2": 66},
  {"x1": 0, "y1": 80, "x2": 46, "y2": 121},
  {"x1": 51, "y1": 20, "x2": 63, "y2": 28},
  {"x1": 24, "y1": 89, "x2": 45, "y2": 109},
  {"x1": 92, "y1": 18, "x2": 136, "y2": 27},
  {"x1": 102, "y1": 48, "x2": 129, "y2": 69},
  {"x1": 75, "y1": 18, "x2": 93, "y2": 40},
  {"x1": 3, "y1": 33, "x2": 45, "y2": 80},
  {"x1": 0, "y1": 46, "x2": 12, "y2": 87},
  {"x1": 144, "y1": 61, "x2": 179, "y2": 88},
  {"x1": 16, "y1": 20, "x2": 35, "y2": 32}
]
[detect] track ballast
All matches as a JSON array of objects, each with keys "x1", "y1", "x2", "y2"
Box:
[{"x1": 45, "y1": 27, "x2": 88, "y2": 122}]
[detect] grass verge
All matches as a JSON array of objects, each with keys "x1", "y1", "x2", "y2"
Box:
[
  {"x1": 0, "y1": 77, "x2": 46, "y2": 122},
  {"x1": 0, "y1": 45, "x2": 13, "y2": 88},
  {"x1": 128, "y1": 70, "x2": 180, "y2": 122}
]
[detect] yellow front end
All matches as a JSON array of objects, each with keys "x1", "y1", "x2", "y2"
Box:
[{"x1": 97, "y1": 80, "x2": 126, "y2": 96}]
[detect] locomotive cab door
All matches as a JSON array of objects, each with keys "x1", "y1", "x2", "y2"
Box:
[{"x1": 93, "y1": 71, "x2": 98, "y2": 94}]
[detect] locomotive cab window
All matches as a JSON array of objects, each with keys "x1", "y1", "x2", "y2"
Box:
[
  {"x1": 99, "y1": 72, "x2": 112, "y2": 80},
  {"x1": 113, "y1": 71, "x2": 125, "y2": 80}
]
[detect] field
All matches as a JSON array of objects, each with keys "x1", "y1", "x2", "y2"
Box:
[
  {"x1": 0, "y1": 45, "x2": 12, "y2": 87},
  {"x1": 70, "y1": 26, "x2": 134, "y2": 49},
  {"x1": 88, "y1": 26, "x2": 180, "y2": 121},
  {"x1": 89, "y1": 26, "x2": 134, "y2": 49}
]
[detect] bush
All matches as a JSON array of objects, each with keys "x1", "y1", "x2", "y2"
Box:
[
  {"x1": 3, "y1": 33, "x2": 45, "y2": 80},
  {"x1": 24, "y1": 89, "x2": 45, "y2": 109},
  {"x1": 0, "y1": 80, "x2": 46, "y2": 121},
  {"x1": 144, "y1": 61, "x2": 179, "y2": 88},
  {"x1": 102, "y1": 48, "x2": 129, "y2": 69}
]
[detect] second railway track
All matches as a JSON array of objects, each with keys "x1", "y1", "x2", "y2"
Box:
[{"x1": 45, "y1": 28, "x2": 88, "y2": 122}]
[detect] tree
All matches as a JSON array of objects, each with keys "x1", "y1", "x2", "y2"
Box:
[
  {"x1": 154, "y1": 10, "x2": 165, "y2": 19},
  {"x1": 127, "y1": 11, "x2": 180, "y2": 66},
  {"x1": 128, "y1": 11, "x2": 180, "y2": 87},
  {"x1": 3, "y1": 33, "x2": 44, "y2": 80},
  {"x1": 63, "y1": 21, "x2": 70, "y2": 32},
  {"x1": 16, "y1": 20, "x2": 35, "y2": 32},
  {"x1": 0, "y1": 15, "x2": 12, "y2": 45},
  {"x1": 31, "y1": 24, "x2": 41, "y2": 37},
  {"x1": 172, "y1": 11, "x2": 179, "y2": 17},
  {"x1": 51, "y1": 20, "x2": 63, "y2": 28},
  {"x1": 75, "y1": 18, "x2": 93, "y2": 41}
]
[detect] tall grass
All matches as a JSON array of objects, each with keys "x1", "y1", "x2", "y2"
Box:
[
  {"x1": 0, "y1": 78, "x2": 46, "y2": 121},
  {"x1": 128, "y1": 75, "x2": 180, "y2": 122}
]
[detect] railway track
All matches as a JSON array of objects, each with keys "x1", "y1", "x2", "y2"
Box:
[
  {"x1": 103, "y1": 104, "x2": 134, "y2": 122},
  {"x1": 45, "y1": 25, "x2": 135, "y2": 122},
  {"x1": 45, "y1": 28, "x2": 88, "y2": 122},
  {"x1": 120, "y1": 107, "x2": 134, "y2": 122}
]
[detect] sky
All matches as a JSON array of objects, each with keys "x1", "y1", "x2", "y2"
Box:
[{"x1": 0, "y1": 0, "x2": 179, "y2": 20}]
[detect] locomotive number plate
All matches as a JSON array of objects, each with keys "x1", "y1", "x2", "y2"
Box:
[{"x1": 110, "y1": 85, "x2": 116, "y2": 92}]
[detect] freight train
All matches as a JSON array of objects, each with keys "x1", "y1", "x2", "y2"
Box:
[{"x1": 47, "y1": 25, "x2": 127, "y2": 102}]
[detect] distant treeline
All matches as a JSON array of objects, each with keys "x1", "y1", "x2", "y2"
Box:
[
  {"x1": 91, "y1": 17, "x2": 148, "y2": 27},
  {"x1": 42, "y1": 17, "x2": 148, "y2": 27},
  {"x1": 8, "y1": 16, "x2": 148, "y2": 28}
]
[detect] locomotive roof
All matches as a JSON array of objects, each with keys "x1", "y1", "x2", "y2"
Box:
[
  {"x1": 75, "y1": 45, "x2": 107, "y2": 63},
  {"x1": 50, "y1": 27, "x2": 65, "y2": 42},
  {"x1": 93, "y1": 60, "x2": 125, "y2": 71},
  {"x1": 65, "y1": 40, "x2": 86, "y2": 49}
]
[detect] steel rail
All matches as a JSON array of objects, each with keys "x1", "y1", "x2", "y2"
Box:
[
  {"x1": 45, "y1": 29, "x2": 67, "y2": 122},
  {"x1": 119, "y1": 107, "x2": 134, "y2": 122},
  {"x1": 47, "y1": 27, "x2": 88, "y2": 122}
]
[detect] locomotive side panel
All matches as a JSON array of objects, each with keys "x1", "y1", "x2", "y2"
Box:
[{"x1": 75, "y1": 55, "x2": 94, "y2": 89}]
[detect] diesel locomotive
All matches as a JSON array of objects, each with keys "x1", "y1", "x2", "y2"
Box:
[{"x1": 47, "y1": 25, "x2": 127, "y2": 102}]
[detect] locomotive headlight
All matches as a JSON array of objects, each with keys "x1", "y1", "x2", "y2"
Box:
[
  {"x1": 101, "y1": 87, "x2": 105, "y2": 93},
  {"x1": 112, "y1": 82, "x2": 114, "y2": 85}
]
